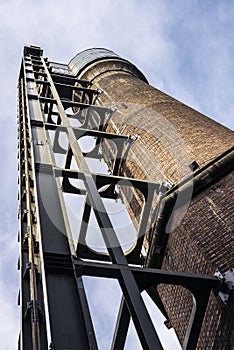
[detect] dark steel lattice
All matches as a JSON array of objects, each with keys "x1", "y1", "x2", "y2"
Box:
[{"x1": 17, "y1": 45, "x2": 222, "y2": 350}]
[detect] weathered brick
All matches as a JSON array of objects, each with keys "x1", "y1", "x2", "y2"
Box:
[{"x1": 80, "y1": 61, "x2": 234, "y2": 349}]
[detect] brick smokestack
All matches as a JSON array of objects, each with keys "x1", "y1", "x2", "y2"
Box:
[{"x1": 69, "y1": 49, "x2": 234, "y2": 349}]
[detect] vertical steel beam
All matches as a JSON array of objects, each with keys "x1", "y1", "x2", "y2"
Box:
[
  {"x1": 183, "y1": 291, "x2": 211, "y2": 350},
  {"x1": 18, "y1": 74, "x2": 42, "y2": 350},
  {"x1": 19, "y1": 48, "x2": 94, "y2": 350}
]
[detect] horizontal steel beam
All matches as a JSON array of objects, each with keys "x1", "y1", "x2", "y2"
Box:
[
  {"x1": 74, "y1": 259, "x2": 221, "y2": 293},
  {"x1": 54, "y1": 167, "x2": 160, "y2": 198}
]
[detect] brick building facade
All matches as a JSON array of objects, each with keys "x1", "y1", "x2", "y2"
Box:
[{"x1": 70, "y1": 50, "x2": 234, "y2": 349}]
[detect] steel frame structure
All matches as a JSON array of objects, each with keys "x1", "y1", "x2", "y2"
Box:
[{"x1": 17, "y1": 45, "x2": 222, "y2": 350}]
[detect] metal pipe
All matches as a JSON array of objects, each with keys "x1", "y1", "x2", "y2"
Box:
[{"x1": 145, "y1": 146, "x2": 234, "y2": 269}]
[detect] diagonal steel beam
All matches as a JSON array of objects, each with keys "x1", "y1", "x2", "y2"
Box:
[
  {"x1": 111, "y1": 297, "x2": 130, "y2": 350},
  {"x1": 42, "y1": 57, "x2": 164, "y2": 349}
]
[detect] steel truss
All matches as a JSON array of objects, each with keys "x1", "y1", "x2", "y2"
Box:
[{"x1": 17, "y1": 45, "x2": 222, "y2": 350}]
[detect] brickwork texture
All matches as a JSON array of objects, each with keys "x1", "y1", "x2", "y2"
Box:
[{"x1": 78, "y1": 60, "x2": 234, "y2": 349}]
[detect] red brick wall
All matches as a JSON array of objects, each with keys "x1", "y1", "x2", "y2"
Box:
[
  {"x1": 158, "y1": 171, "x2": 234, "y2": 349},
  {"x1": 78, "y1": 63, "x2": 234, "y2": 349}
]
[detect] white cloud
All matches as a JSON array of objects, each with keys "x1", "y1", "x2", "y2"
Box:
[
  {"x1": 0, "y1": 282, "x2": 19, "y2": 350},
  {"x1": 83, "y1": 277, "x2": 181, "y2": 350},
  {"x1": 155, "y1": 0, "x2": 234, "y2": 129}
]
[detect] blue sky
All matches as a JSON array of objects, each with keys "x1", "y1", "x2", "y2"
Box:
[{"x1": 0, "y1": 1, "x2": 233, "y2": 349}]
